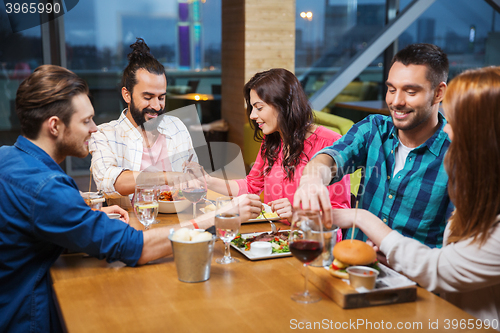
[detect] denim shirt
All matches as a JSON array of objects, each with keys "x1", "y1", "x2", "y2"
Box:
[
  {"x1": 316, "y1": 113, "x2": 454, "y2": 248},
  {"x1": 0, "y1": 136, "x2": 143, "y2": 333}
]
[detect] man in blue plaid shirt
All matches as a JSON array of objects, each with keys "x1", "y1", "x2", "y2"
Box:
[{"x1": 294, "y1": 44, "x2": 454, "y2": 248}]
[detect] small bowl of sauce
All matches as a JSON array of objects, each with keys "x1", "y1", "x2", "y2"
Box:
[{"x1": 346, "y1": 266, "x2": 379, "y2": 290}]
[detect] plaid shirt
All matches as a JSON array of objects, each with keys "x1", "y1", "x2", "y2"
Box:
[
  {"x1": 89, "y1": 109, "x2": 196, "y2": 205},
  {"x1": 318, "y1": 113, "x2": 453, "y2": 248}
]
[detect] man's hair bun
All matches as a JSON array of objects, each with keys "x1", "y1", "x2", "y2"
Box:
[{"x1": 128, "y1": 38, "x2": 153, "y2": 62}]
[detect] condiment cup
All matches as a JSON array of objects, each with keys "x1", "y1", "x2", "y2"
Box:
[
  {"x1": 250, "y1": 241, "x2": 272, "y2": 256},
  {"x1": 346, "y1": 266, "x2": 379, "y2": 290},
  {"x1": 106, "y1": 213, "x2": 121, "y2": 219}
]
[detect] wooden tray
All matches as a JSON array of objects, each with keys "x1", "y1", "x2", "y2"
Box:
[{"x1": 307, "y1": 266, "x2": 417, "y2": 309}]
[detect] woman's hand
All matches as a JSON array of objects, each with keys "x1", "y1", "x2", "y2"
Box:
[
  {"x1": 330, "y1": 209, "x2": 392, "y2": 248},
  {"x1": 101, "y1": 205, "x2": 129, "y2": 224},
  {"x1": 330, "y1": 208, "x2": 358, "y2": 229},
  {"x1": 234, "y1": 194, "x2": 262, "y2": 222},
  {"x1": 268, "y1": 198, "x2": 293, "y2": 222},
  {"x1": 366, "y1": 239, "x2": 388, "y2": 266}
]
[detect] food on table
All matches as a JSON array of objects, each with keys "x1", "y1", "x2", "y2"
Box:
[
  {"x1": 204, "y1": 203, "x2": 216, "y2": 212},
  {"x1": 329, "y1": 239, "x2": 378, "y2": 279},
  {"x1": 171, "y1": 228, "x2": 191, "y2": 241},
  {"x1": 190, "y1": 231, "x2": 213, "y2": 242},
  {"x1": 256, "y1": 210, "x2": 279, "y2": 220},
  {"x1": 171, "y1": 227, "x2": 212, "y2": 242},
  {"x1": 159, "y1": 189, "x2": 185, "y2": 201},
  {"x1": 232, "y1": 231, "x2": 290, "y2": 254}
]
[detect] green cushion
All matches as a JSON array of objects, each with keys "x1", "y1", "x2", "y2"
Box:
[{"x1": 312, "y1": 110, "x2": 354, "y2": 135}]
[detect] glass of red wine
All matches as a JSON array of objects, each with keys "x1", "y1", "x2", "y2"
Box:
[
  {"x1": 182, "y1": 165, "x2": 207, "y2": 218},
  {"x1": 289, "y1": 210, "x2": 324, "y2": 303}
]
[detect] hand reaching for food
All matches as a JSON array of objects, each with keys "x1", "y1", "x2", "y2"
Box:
[
  {"x1": 268, "y1": 198, "x2": 293, "y2": 222},
  {"x1": 234, "y1": 194, "x2": 262, "y2": 221}
]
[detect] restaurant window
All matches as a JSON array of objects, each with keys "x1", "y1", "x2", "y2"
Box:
[
  {"x1": 295, "y1": 0, "x2": 386, "y2": 100},
  {"x1": 297, "y1": 0, "x2": 500, "y2": 120},
  {"x1": 62, "y1": 0, "x2": 222, "y2": 175},
  {"x1": 0, "y1": 1, "x2": 43, "y2": 146},
  {"x1": 399, "y1": 0, "x2": 500, "y2": 79}
]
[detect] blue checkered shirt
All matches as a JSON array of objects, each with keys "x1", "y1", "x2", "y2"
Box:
[{"x1": 318, "y1": 113, "x2": 454, "y2": 248}]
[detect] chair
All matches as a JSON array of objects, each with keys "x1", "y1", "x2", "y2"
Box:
[
  {"x1": 312, "y1": 111, "x2": 362, "y2": 203},
  {"x1": 187, "y1": 80, "x2": 200, "y2": 93},
  {"x1": 312, "y1": 110, "x2": 353, "y2": 136}
]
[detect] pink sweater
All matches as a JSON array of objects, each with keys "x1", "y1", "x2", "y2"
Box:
[{"x1": 236, "y1": 126, "x2": 351, "y2": 210}]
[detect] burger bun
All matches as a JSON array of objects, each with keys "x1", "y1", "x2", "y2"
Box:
[
  {"x1": 329, "y1": 269, "x2": 349, "y2": 280},
  {"x1": 333, "y1": 240, "x2": 376, "y2": 266}
]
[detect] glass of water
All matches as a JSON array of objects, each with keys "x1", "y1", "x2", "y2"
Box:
[
  {"x1": 133, "y1": 185, "x2": 159, "y2": 230},
  {"x1": 215, "y1": 196, "x2": 241, "y2": 264}
]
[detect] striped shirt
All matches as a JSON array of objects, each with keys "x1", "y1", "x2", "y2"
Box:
[
  {"x1": 89, "y1": 109, "x2": 196, "y2": 205},
  {"x1": 318, "y1": 113, "x2": 454, "y2": 248}
]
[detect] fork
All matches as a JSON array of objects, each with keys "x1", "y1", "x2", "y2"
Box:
[{"x1": 261, "y1": 212, "x2": 277, "y2": 234}]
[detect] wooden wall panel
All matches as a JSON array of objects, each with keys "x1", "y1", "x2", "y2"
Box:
[{"x1": 221, "y1": 0, "x2": 295, "y2": 150}]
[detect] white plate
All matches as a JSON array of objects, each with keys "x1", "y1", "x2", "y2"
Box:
[
  {"x1": 158, "y1": 200, "x2": 191, "y2": 214},
  {"x1": 199, "y1": 203, "x2": 280, "y2": 223},
  {"x1": 230, "y1": 231, "x2": 291, "y2": 260}
]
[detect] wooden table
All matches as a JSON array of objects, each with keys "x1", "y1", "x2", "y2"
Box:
[
  {"x1": 51, "y1": 210, "x2": 494, "y2": 332},
  {"x1": 335, "y1": 100, "x2": 390, "y2": 116}
]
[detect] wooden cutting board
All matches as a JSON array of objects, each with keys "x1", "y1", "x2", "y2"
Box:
[{"x1": 307, "y1": 266, "x2": 417, "y2": 309}]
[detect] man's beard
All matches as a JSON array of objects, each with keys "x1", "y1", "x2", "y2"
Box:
[
  {"x1": 129, "y1": 97, "x2": 165, "y2": 128},
  {"x1": 390, "y1": 103, "x2": 433, "y2": 132},
  {"x1": 56, "y1": 127, "x2": 89, "y2": 160}
]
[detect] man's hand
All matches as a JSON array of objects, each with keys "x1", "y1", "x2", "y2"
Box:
[
  {"x1": 293, "y1": 154, "x2": 336, "y2": 227},
  {"x1": 293, "y1": 175, "x2": 333, "y2": 227},
  {"x1": 101, "y1": 205, "x2": 129, "y2": 224}
]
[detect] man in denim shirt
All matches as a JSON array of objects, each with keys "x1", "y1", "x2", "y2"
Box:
[
  {"x1": 294, "y1": 44, "x2": 454, "y2": 248},
  {"x1": 0, "y1": 65, "x2": 223, "y2": 333}
]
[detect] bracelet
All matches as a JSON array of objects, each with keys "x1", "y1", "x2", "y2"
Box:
[{"x1": 190, "y1": 219, "x2": 199, "y2": 229}]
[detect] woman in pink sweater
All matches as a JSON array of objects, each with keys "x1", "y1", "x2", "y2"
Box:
[{"x1": 207, "y1": 68, "x2": 351, "y2": 222}]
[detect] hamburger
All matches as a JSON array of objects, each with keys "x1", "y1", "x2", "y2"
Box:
[{"x1": 329, "y1": 239, "x2": 377, "y2": 279}]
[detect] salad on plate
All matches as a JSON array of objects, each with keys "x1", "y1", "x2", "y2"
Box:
[{"x1": 232, "y1": 230, "x2": 290, "y2": 254}]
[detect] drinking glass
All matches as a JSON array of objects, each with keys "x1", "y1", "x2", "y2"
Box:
[
  {"x1": 289, "y1": 210, "x2": 324, "y2": 303},
  {"x1": 182, "y1": 165, "x2": 207, "y2": 218},
  {"x1": 133, "y1": 185, "x2": 159, "y2": 230},
  {"x1": 215, "y1": 196, "x2": 241, "y2": 264}
]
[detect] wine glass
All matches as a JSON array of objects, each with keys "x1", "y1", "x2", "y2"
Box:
[
  {"x1": 215, "y1": 196, "x2": 241, "y2": 264},
  {"x1": 182, "y1": 165, "x2": 207, "y2": 218},
  {"x1": 133, "y1": 184, "x2": 159, "y2": 230},
  {"x1": 289, "y1": 210, "x2": 324, "y2": 303}
]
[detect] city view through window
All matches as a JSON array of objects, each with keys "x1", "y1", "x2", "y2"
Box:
[{"x1": 1, "y1": 0, "x2": 499, "y2": 154}]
